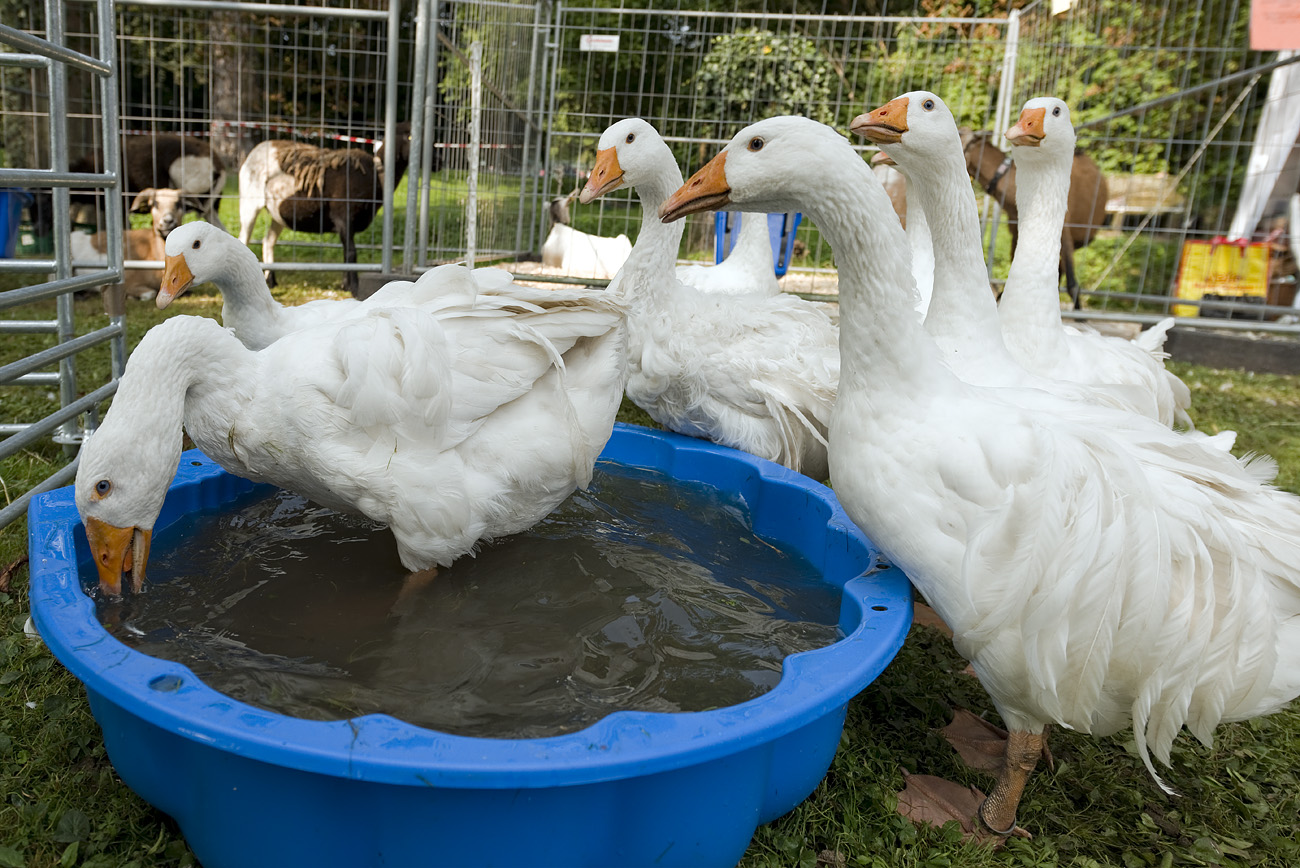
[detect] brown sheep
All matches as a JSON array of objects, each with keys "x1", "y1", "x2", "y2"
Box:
[
  {"x1": 52, "y1": 135, "x2": 227, "y2": 231},
  {"x1": 236, "y1": 124, "x2": 412, "y2": 296},
  {"x1": 959, "y1": 128, "x2": 1108, "y2": 308}
]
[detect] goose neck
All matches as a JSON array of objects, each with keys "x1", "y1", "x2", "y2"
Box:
[
  {"x1": 616, "y1": 167, "x2": 687, "y2": 308},
  {"x1": 807, "y1": 160, "x2": 953, "y2": 393},
  {"x1": 999, "y1": 149, "x2": 1071, "y2": 336},
  {"x1": 215, "y1": 251, "x2": 294, "y2": 350},
  {"x1": 897, "y1": 148, "x2": 1018, "y2": 377},
  {"x1": 108, "y1": 316, "x2": 252, "y2": 457}
]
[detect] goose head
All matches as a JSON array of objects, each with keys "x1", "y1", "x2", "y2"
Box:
[
  {"x1": 659, "y1": 116, "x2": 849, "y2": 222},
  {"x1": 849, "y1": 91, "x2": 964, "y2": 171},
  {"x1": 157, "y1": 221, "x2": 253, "y2": 309},
  {"x1": 579, "y1": 118, "x2": 677, "y2": 203},
  {"x1": 75, "y1": 413, "x2": 178, "y2": 597},
  {"x1": 1005, "y1": 97, "x2": 1076, "y2": 165}
]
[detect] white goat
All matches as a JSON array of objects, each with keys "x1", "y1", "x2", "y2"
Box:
[
  {"x1": 71, "y1": 188, "x2": 185, "y2": 300},
  {"x1": 540, "y1": 196, "x2": 632, "y2": 279}
]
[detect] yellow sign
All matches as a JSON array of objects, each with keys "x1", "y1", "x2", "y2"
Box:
[{"x1": 1172, "y1": 239, "x2": 1271, "y2": 317}]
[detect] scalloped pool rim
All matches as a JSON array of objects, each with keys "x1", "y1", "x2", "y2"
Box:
[{"x1": 28, "y1": 423, "x2": 912, "y2": 794}]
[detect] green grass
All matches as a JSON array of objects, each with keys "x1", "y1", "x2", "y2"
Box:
[{"x1": 3, "y1": 271, "x2": 1300, "y2": 867}]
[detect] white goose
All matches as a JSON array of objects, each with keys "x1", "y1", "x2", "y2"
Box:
[
  {"x1": 660, "y1": 116, "x2": 1300, "y2": 838},
  {"x1": 850, "y1": 93, "x2": 1177, "y2": 420},
  {"x1": 999, "y1": 97, "x2": 1195, "y2": 429},
  {"x1": 674, "y1": 210, "x2": 783, "y2": 296},
  {"x1": 578, "y1": 118, "x2": 838, "y2": 480},
  {"x1": 76, "y1": 266, "x2": 627, "y2": 597}
]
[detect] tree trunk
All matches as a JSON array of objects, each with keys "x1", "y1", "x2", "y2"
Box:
[{"x1": 209, "y1": 11, "x2": 252, "y2": 170}]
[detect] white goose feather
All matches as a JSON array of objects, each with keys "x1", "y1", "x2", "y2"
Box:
[{"x1": 660, "y1": 117, "x2": 1300, "y2": 801}]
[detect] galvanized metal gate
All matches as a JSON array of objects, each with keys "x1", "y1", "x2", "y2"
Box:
[{"x1": 0, "y1": 1, "x2": 125, "y2": 528}]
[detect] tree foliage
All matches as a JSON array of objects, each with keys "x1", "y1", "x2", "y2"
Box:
[{"x1": 691, "y1": 28, "x2": 838, "y2": 130}]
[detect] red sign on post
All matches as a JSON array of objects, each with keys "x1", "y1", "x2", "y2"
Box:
[{"x1": 1251, "y1": 0, "x2": 1300, "y2": 50}]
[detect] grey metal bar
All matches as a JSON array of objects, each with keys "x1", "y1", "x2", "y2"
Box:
[
  {"x1": 1061, "y1": 308, "x2": 1300, "y2": 335},
  {"x1": 1085, "y1": 287, "x2": 1300, "y2": 316},
  {"x1": 0, "y1": 20, "x2": 112, "y2": 75},
  {"x1": 0, "y1": 168, "x2": 116, "y2": 187},
  {"x1": 0, "y1": 320, "x2": 59, "y2": 333},
  {"x1": 403, "y1": 0, "x2": 431, "y2": 273},
  {"x1": 417, "y1": 0, "x2": 442, "y2": 268},
  {"x1": 514, "y1": 0, "x2": 544, "y2": 259},
  {"x1": 466, "y1": 41, "x2": 482, "y2": 267},
  {"x1": 0, "y1": 459, "x2": 79, "y2": 530},
  {"x1": 0, "y1": 381, "x2": 119, "y2": 462},
  {"x1": 47, "y1": 0, "x2": 79, "y2": 456},
  {"x1": 11, "y1": 372, "x2": 62, "y2": 386},
  {"x1": 109, "y1": 0, "x2": 388, "y2": 20},
  {"x1": 0, "y1": 323, "x2": 124, "y2": 386},
  {"x1": 0, "y1": 53, "x2": 51, "y2": 68},
  {"x1": 257, "y1": 261, "x2": 387, "y2": 273},
  {"x1": 0, "y1": 271, "x2": 121, "y2": 305},
  {"x1": 380, "y1": 0, "x2": 399, "y2": 280},
  {"x1": 557, "y1": 6, "x2": 1009, "y2": 25}
]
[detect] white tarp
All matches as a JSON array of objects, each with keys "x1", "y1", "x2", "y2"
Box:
[{"x1": 1229, "y1": 51, "x2": 1300, "y2": 240}]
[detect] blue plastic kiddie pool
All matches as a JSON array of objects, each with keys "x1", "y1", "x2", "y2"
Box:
[{"x1": 28, "y1": 423, "x2": 912, "y2": 868}]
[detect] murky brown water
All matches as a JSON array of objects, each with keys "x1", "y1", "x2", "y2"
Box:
[{"x1": 100, "y1": 462, "x2": 842, "y2": 739}]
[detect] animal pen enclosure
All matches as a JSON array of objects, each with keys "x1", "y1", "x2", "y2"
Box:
[{"x1": 2, "y1": 0, "x2": 1298, "y2": 526}]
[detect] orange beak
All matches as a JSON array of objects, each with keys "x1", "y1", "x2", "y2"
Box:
[
  {"x1": 851, "y1": 97, "x2": 909, "y2": 145},
  {"x1": 659, "y1": 151, "x2": 730, "y2": 223},
  {"x1": 157, "y1": 253, "x2": 194, "y2": 309},
  {"x1": 84, "y1": 516, "x2": 151, "y2": 597},
  {"x1": 578, "y1": 147, "x2": 625, "y2": 204},
  {"x1": 1005, "y1": 107, "x2": 1047, "y2": 147},
  {"x1": 871, "y1": 149, "x2": 897, "y2": 167}
]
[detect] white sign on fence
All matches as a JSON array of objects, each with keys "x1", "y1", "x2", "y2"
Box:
[{"x1": 579, "y1": 34, "x2": 620, "y2": 52}]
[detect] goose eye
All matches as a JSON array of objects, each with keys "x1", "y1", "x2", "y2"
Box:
[
  {"x1": 922, "y1": 99, "x2": 935, "y2": 111},
  {"x1": 192, "y1": 239, "x2": 201, "y2": 250},
  {"x1": 748, "y1": 137, "x2": 764, "y2": 152},
  {"x1": 1052, "y1": 106, "x2": 1061, "y2": 116},
  {"x1": 94, "y1": 479, "x2": 112, "y2": 497},
  {"x1": 625, "y1": 133, "x2": 635, "y2": 144}
]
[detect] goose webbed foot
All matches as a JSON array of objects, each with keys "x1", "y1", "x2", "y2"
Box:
[
  {"x1": 390, "y1": 567, "x2": 438, "y2": 616},
  {"x1": 896, "y1": 770, "x2": 1030, "y2": 845}
]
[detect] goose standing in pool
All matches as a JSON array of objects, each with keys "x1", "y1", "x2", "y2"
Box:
[
  {"x1": 851, "y1": 93, "x2": 1193, "y2": 429},
  {"x1": 659, "y1": 115, "x2": 1300, "y2": 839},
  {"x1": 579, "y1": 118, "x2": 838, "y2": 480},
  {"x1": 75, "y1": 266, "x2": 628, "y2": 597}
]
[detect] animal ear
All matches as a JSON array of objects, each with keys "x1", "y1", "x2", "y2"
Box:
[{"x1": 130, "y1": 189, "x2": 156, "y2": 212}]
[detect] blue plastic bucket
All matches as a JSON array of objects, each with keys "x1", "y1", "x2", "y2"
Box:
[
  {"x1": 0, "y1": 188, "x2": 33, "y2": 258},
  {"x1": 28, "y1": 423, "x2": 912, "y2": 868}
]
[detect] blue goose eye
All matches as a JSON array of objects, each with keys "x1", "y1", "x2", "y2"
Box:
[
  {"x1": 1052, "y1": 106, "x2": 1062, "y2": 116},
  {"x1": 922, "y1": 99, "x2": 935, "y2": 111},
  {"x1": 748, "y1": 137, "x2": 764, "y2": 152},
  {"x1": 95, "y1": 479, "x2": 112, "y2": 497},
  {"x1": 625, "y1": 133, "x2": 635, "y2": 144}
]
